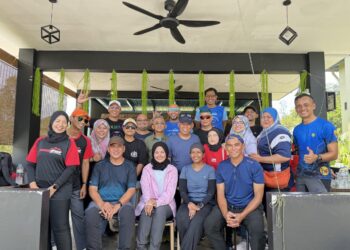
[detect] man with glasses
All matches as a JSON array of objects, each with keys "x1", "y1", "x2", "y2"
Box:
[
  {"x1": 165, "y1": 104, "x2": 181, "y2": 137},
  {"x1": 194, "y1": 106, "x2": 213, "y2": 145},
  {"x1": 135, "y1": 114, "x2": 153, "y2": 140},
  {"x1": 144, "y1": 115, "x2": 168, "y2": 160},
  {"x1": 195, "y1": 88, "x2": 228, "y2": 132},
  {"x1": 167, "y1": 113, "x2": 200, "y2": 173},
  {"x1": 67, "y1": 108, "x2": 94, "y2": 250},
  {"x1": 205, "y1": 134, "x2": 265, "y2": 250},
  {"x1": 122, "y1": 118, "x2": 148, "y2": 179},
  {"x1": 293, "y1": 93, "x2": 338, "y2": 192}
]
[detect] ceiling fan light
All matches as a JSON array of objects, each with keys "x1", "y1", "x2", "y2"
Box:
[
  {"x1": 41, "y1": 24, "x2": 60, "y2": 44},
  {"x1": 279, "y1": 26, "x2": 297, "y2": 45}
]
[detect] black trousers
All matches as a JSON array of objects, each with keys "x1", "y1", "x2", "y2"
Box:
[{"x1": 48, "y1": 199, "x2": 72, "y2": 250}]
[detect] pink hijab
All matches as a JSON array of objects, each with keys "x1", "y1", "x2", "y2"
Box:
[{"x1": 90, "y1": 119, "x2": 110, "y2": 159}]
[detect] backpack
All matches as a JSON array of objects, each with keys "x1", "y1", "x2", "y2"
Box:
[{"x1": 0, "y1": 152, "x2": 16, "y2": 186}]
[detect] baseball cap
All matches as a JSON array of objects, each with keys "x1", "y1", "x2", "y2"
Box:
[
  {"x1": 123, "y1": 118, "x2": 137, "y2": 127},
  {"x1": 109, "y1": 100, "x2": 121, "y2": 107},
  {"x1": 199, "y1": 106, "x2": 212, "y2": 114},
  {"x1": 109, "y1": 136, "x2": 124, "y2": 146},
  {"x1": 71, "y1": 108, "x2": 90, "y2": 120},
  {"x1": 225, "y1": 134, "x2": 244, "y2": 144},
  {"x1": 243, "y1": 105, "x2": 257, "y2": 113},
  {"x1": 179, "y1": 113, "x2": 193, "y2": 124}
]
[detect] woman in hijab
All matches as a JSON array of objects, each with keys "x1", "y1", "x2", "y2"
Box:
[
  {"x1": 230, "y1": 115, "x2": 257, "y2": 156},
  {"x1": 135, "y1": 142, "x2": 178, "y2": 250},
  {"x1": 250, "y1": 107, "x2": 292, "y2": 208},
  {"x1": 90, "y1": 119, "x2": 110, "y2": 162},
  {"x1": 26, "y1": 111, "x2": 80, "y2": 250},
  {"x1": 177, "y1": 143, "x2": 216, "y2": 250},
  {"x1": 203, "y1": 128, "x2": 227, "y2": 170}
]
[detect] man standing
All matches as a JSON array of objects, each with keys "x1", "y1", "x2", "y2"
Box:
[
  {"x1": 122, "y1": 118, "x2": 148, "y2": 179},
  {"x1": 243, "y1": 106, "x2": 263, "y2": 138},
  {"x1": 205, "y1": 134, "x2": 265, "y2": 250},
  {"x1": 67, "y1": 108, "x2": 94, "y2": 250},
  {"x1": 293, "y1": 93, "x2": 338, "y2": 192},
  {"x1": 167, "y1": 113, "x2": 200, "y2": 172},
  {"x1": 144, "y1": 115, "x2": 168, "y2": 160},
  {"x1": 195, "y1": 88, "x2": 228, "y2": 132},
  {"x1": 165, "y1": 104, "x2": 181, "y2": 137},
  {"x1": 194, "y1": 107, "x2": 213, "y2": 145},
  {"x1": 135, "y1": 114, "x2": 153, "y2": 140},
  {"x1": 85, "y1": 136, "x2": 136, "y2": 250}
]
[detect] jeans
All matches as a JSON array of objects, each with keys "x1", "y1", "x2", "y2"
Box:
[
  {"x1": 176, "y1": 203, "x2": 213, "y2": 250},
  {"x1": 85, "y1": 201, "x2": 135, "y2": 250},
  {"x1": 48, "y1": 199, "x2": 72, "y2": 250},
  {"x1": 137, "y1": 205, "x2": 172, "y2": 250},
  {"x1": 71, "y1": 189, "x2": 86, "y2": 250},
  {"x1": 204, "y1": 205, "x2": 265, "y2": 250},
  {"x1": 296, "y1": 176, "x2": 327, "y2": 192}
]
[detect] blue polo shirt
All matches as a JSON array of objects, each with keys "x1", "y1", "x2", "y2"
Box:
[
  {"x1": 165, "y1": 121, "x2": 179, "y2": 137},
  {"x1": 195, "y1": 105, "x2": 228, "y2": 131},
  {"x1": 89, "y1": 158, "x2": 137, "y2": 202},
  {"x1": 216, "y1": 157, "x2": 264, "y2": 207},
  {"x1": 293, "y1": 117, "x2": 337, "y2": 179}
]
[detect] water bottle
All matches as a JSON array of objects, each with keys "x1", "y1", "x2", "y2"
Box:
[{"x1": 15, "y1": 164, "x2": 24, "y2": 185}]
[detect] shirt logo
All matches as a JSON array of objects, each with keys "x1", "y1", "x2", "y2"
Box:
[
  {"x1": 40, "y1": 147, "x2": 62, "y2": 156},
  {"x1": 211, "y1": 158, "x2": 217, "y2": 163},
  {"x1": 131, "y1": 151, "x2": 138, "y2": 158},
  {"x1": 311, "y1": 133, "x2": 316, "y2": 138},
  {"x1": 320, "y1": 166, "x2": 329, "y2": 176}
]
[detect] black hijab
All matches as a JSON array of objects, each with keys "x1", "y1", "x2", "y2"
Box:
[
  {"x1": 151, "y1": 141, "x2": 170, "y2": 171},
  {"x1": 47, "y1": 111, "x2": 69, "y2": 143},
  {"x1": 207, "y1": 128, "x2": 224, "y2": 152}
]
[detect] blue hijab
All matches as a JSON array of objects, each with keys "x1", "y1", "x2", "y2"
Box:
[{"x1": 257, "y1": 107, "x2": 289, "y2": 142}]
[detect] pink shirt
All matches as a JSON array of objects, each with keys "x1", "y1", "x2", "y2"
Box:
[{"x1": 135, "y1": 163, "x2": 178, "y2": 217}]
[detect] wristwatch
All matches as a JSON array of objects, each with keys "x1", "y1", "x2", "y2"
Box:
[
  {"x1": 52, "y1": 184, "x2": 58, "y2": 190},
  {"x1": 197, "y1": 202, "x2": 204, "y2": 209},
  {"x1": 116, "y1": 200, "x2": 123, "y2": 207},
  {"x1": 317, "y1": 154, "x2": 322, "y2": 162}
]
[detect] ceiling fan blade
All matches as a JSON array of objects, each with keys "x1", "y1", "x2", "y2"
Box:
[
  {"x1": 123, "y1": 1, "x2": 163, "y2": 20},
  {"x1": 179, "y1": 20, "x2": 220, "y2": 27},
  {"x1": 170, "y1": 28, "x2": 185, "y2": 44},
  {"x1": 169, "y1": 0, "x2": 189, "y2": 18},
  {"x1": 175, "y1": 85, "x2": 183, "y2": 91},
  {"x1": 134, "y1": 23, "x2": 162, "y2": 35},
  {"x1": 150, "y1": 85, "x2": 167, "y2": 91}
]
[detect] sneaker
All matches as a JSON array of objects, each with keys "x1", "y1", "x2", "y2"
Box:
[{"x1": 108, "y1": 218, "x2": 119, "y2": 233}]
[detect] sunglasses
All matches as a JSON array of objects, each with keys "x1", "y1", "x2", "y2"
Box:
[
  {"x1": 77, "y1": 117, "x2": 89, "y2": 124},
  {"x1": 200, "y1": 115, "x2": 211, "y2": 120},
  {"x1": 124, "y1": 125, "x2": 136, "y2": 130}
]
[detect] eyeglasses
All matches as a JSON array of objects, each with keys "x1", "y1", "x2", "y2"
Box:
[
  {"x1": 77, "y1": 117, "x2": 89, "y2": 124},
  {"x1": 109, "y1": 106, "x2": 121, "y2": 110},
  {"x1": 200, "y1": 115, "x2": 211, "y2": 120},
  {"x1": 124, "y1": 125, "x2": 136, "y2": 130},
  {"x1": 233, "y1": 121, "x2": 244, "y2": 125}
]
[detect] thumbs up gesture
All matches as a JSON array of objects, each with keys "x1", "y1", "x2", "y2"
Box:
[{"x1": 304, "y1": 147, "x2": 318, "y2": 164}]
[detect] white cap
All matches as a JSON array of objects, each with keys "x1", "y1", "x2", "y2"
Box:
[
  {"x1": 123, "y1": 118, "x2": 137, "y2": 127},
  {"x1": 109, "y1": 100, "x2": 121, "y2": 107}
]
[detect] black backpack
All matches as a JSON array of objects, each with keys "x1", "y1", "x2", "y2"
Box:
[{"x1": 0, "y1": 152, "x2": 16, "y2": 186}]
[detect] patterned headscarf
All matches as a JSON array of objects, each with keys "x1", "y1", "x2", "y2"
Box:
[{"x1": 90, "y1": 119, "x2": 110, "y2": 159}]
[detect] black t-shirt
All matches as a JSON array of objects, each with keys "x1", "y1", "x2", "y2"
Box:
[
  {"x1": 72, "y1": 134, "x2": 87, "y2": 190},
  {"x1": 194, "y1": 128, "x2": 210, "y2": 145},
  {"x1": 251, "y1": 125, "x2": 263, "y2": 138},
  {"x1": 123, "y1": 138, "x2": 148, "y2": 179}
]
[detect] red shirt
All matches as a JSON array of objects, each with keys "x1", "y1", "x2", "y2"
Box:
[{"x1": 203, "y1": 144, "x2": 228, "y2": 170}]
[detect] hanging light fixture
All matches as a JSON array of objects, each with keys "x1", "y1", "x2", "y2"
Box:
[
  {"x1": 279, "y1": 0, "x2": 298, "y2": 46},
  {"x1": 41, "y1": 0, "x2": 60, "y2": 44}
]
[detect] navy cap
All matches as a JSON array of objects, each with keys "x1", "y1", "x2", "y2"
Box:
[
  {"x1": 225, "y1": 134, "x2": 244, "y2": 144},
  {"x1": 179, "y1": 113, "x2": 193, "y2": 124}
]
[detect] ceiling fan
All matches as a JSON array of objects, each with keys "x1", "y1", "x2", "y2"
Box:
[
  {"x1": 122, "y1": 0, "x2": 220, "y2": 44},
  {"x1": 150, "y1": 81, "x2": 183, "y2": 96}
]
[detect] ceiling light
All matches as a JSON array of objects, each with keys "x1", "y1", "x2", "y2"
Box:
[
  {"x1": 279, "y1": 0, "x2": 297, "y2": 46},
  {"x1": 41, "y1": 0, "x2": 60, "y2": 44}
]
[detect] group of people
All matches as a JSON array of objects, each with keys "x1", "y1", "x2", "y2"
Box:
[{"x1": 24, "y1": 87, "x2": 338, "y2": 250}]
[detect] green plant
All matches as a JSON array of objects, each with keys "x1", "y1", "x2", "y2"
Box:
[{"x1": 336, "y1": 129, "x2": 350, "y2": 167}]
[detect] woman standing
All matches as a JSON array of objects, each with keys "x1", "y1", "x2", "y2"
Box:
[
  {"x1": 250, "y1": 107, "x2": 291, "y2": 206},
  {"x1": 203, "y1": 128, "x2": 227, "y2": 170},
  {"x1": 229, "y1": 115, "x2": 257, "y2": 156},
  {"x1": 26, "y1": 111, "x2": 80, "y2": 250},
  {"x1": 177, "y1": 143, "x2": 216, "y2": 250},
  {"x1": 135, "y1": 142, "x2": 178, "y2": 250}
]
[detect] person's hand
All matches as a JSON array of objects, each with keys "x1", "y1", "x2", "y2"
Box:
[
  {"x1": 48, "y1": 185, "x2": 57, "y2": 198},
  {"x1": 93, "y1": 153, "x2": 102, "y2": 162},
  {"x1": 152, "y1": 110, "x2": 162, "y2": 119},
  {"x1": 230, "y1": 213, "x2": 244, "y2": 228},
  {"x1": 145, "y1": 199, "x2": 156, "y2": 216},
  {"x1": 225, "y1": 211, "x2": 235, "y2": 227},
  {"x1": 304, "y1": 147, "x2": 318, "y2": 164},
  {"x1": 99, "y1": 202, "x2": 113, "y2": 219},
  {"x1": 80, "y1": 184, "x2": 87, "y2": 199},
  {"x1": 187, "y1": 202, "x2": 199, "y2": 211},
  {"x1": 189, "y1": 208, "x2": 197, "y2": 220},
  {"x1": 77, "y1": 91, "x2": 89, "y2": 105},
  {"x1": 249, "y1": 153, "x2": 262, "y2": 162},
  {"x1": 29, "y1": 182, "x2": 39, "y2": 189},
  {"x1": 107, "y1": 203, "x2": 121, "y2": 220}
]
